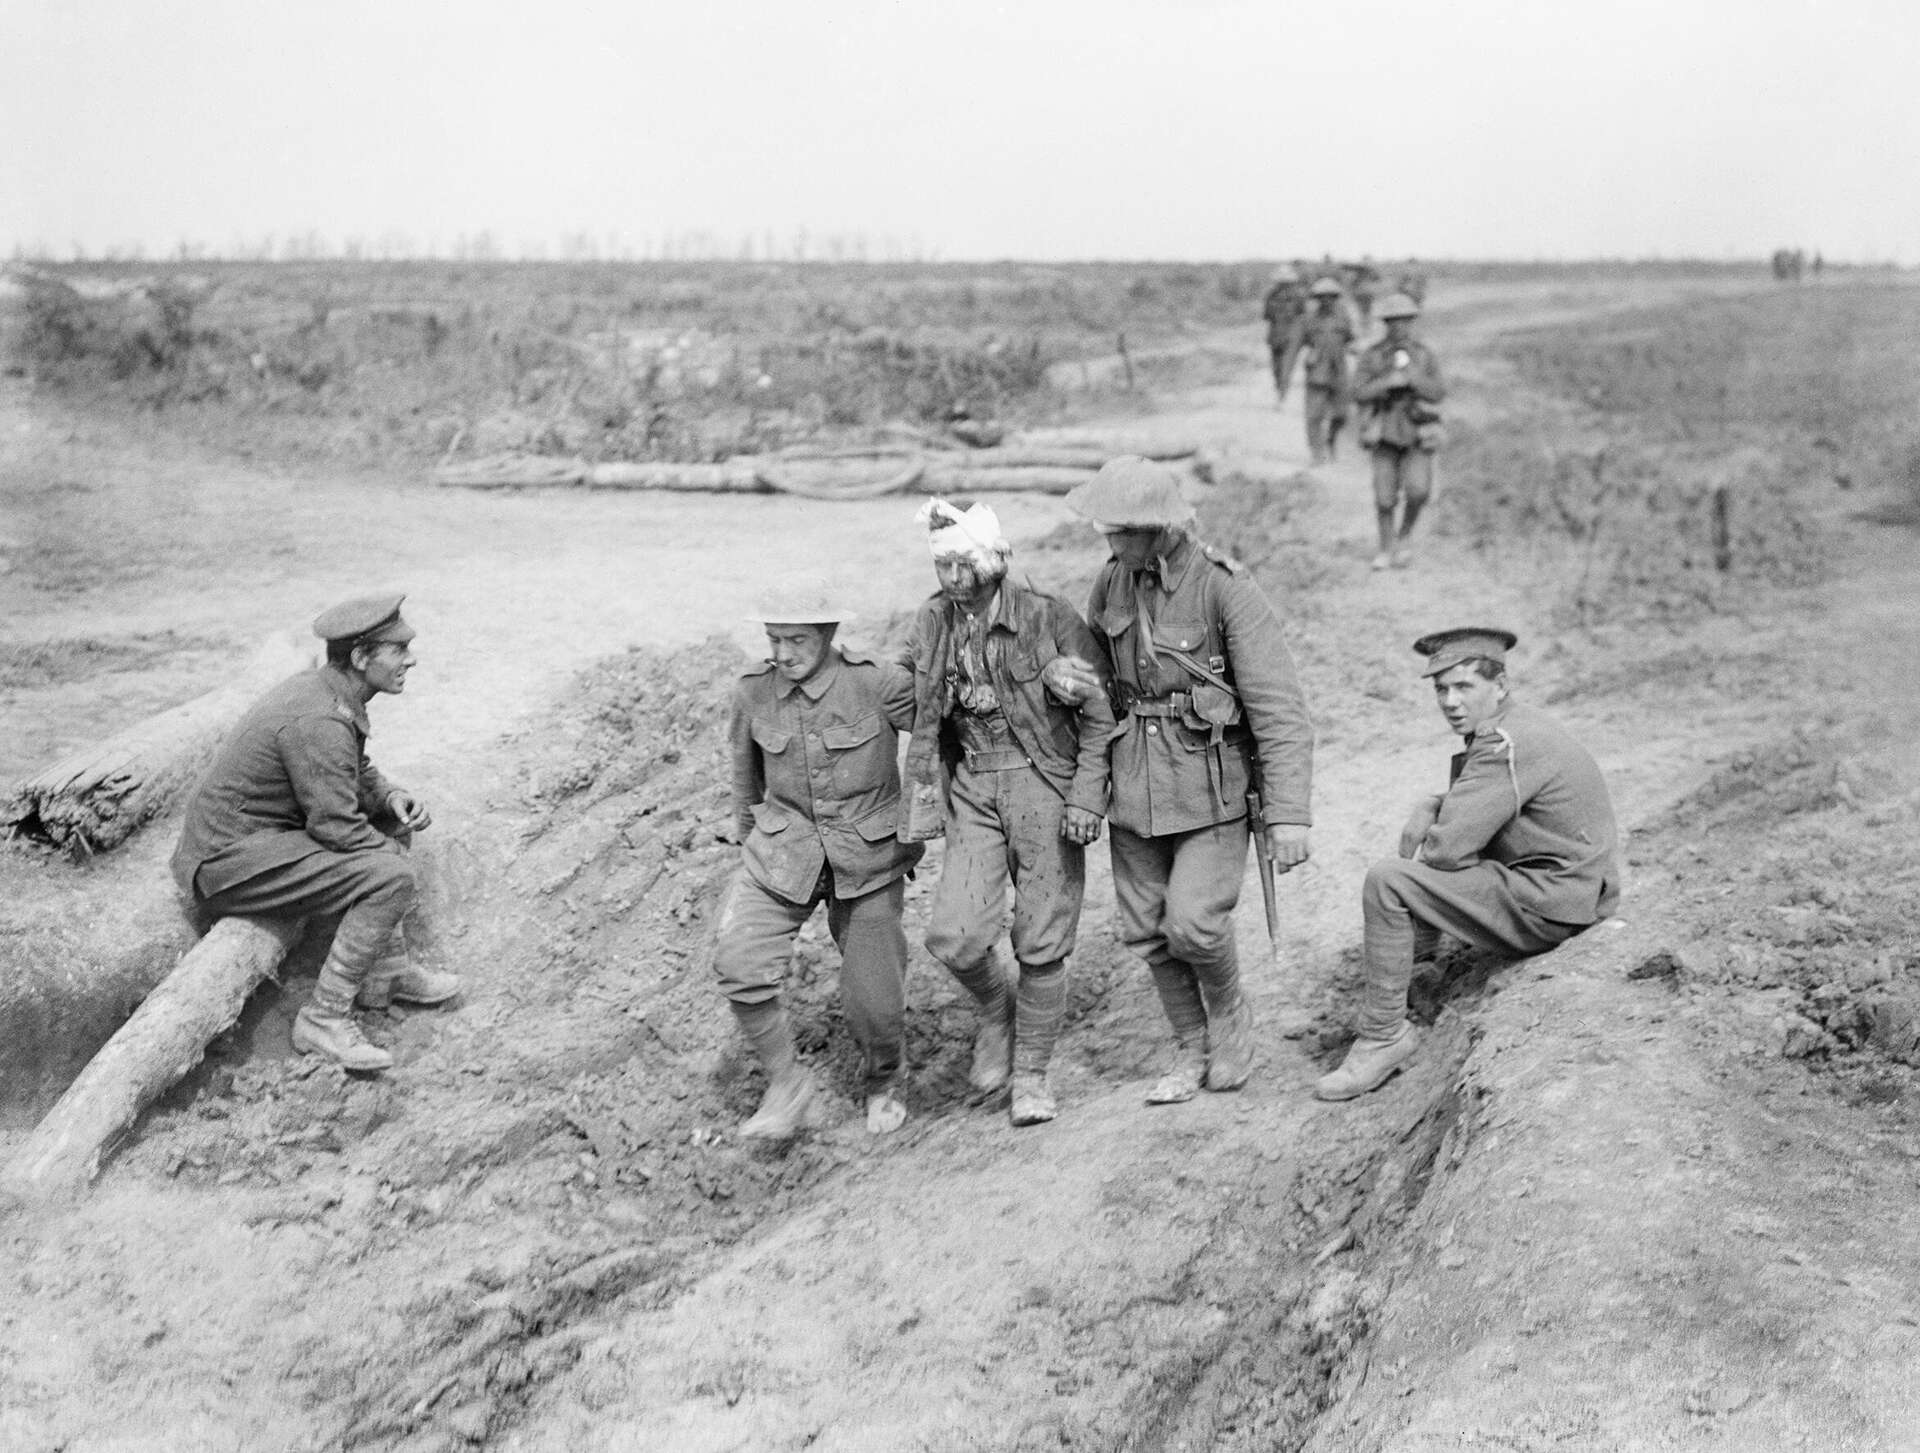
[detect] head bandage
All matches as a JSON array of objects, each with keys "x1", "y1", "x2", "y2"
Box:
[{"x1": 916, "y1": 498, "x2": 1009, "y2": 569}]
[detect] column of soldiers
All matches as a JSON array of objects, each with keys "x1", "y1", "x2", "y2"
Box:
[
  {"x1": 174, "y1": 462, "x2": 1618, "y2": 1141},
  {"x1": 1262, "y1": 257, "x2": 1446, "y2": 570}
]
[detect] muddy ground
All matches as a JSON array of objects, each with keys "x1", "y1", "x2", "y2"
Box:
[{"x1": 3, "y1": 271, "x2": 1919, "y2": 1451}]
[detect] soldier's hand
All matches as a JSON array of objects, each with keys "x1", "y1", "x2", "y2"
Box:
[
  {"x1": 1265, "y1": 824, "x2": 1310, "y2": 871},
  {"x1": 1061, "y1": 806, "x2": 1104, "y2": 845},
  {"x1": 1041, "y1": 654, "x2": 1103, "y2": 706},
  {"x1": 1398, "y1": 796, "x2": 1443, "y2": 858},
  {"x1": 717, "y1": 819, "x2": 747, "y2": 846},
  {"x1": 387, "y1": 790, "x2": 432, "y2": 832}
]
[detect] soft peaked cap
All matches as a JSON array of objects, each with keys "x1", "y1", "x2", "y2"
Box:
[
  {"x1": 313, "y1": 594, "x2": 414, "y2": 646},
  {"x1": 1413, "y1": 627, "x2": 1518, "y2": 677}
]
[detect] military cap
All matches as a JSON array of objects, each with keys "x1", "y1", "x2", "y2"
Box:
[
  {"x1": 1065, "y1": 455, "x2": 1195, "y2": 529},
  {"x1": 1413, "y1": 627, "x2": 1518, "y2": 677},
  {"x1": 745, "y1": 573, "x2": 851, "y2": 625},
  {"x1": 1377, "y1": 292, "x2": 1421, "y2": 320},
  {"x1": 1309, "y1": 276, "x2": 1344, "y2": 297},
  {"x1": 312, "y1": 593, "x2": 414, "y2": 645}
]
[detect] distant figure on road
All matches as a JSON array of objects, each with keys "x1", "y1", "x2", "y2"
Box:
[
  {"x1": 1395, "y1": 259, "x2": 1429, "y2": 307},
  {"x1": 1351, "y1": 292, "x2": 1446, "y2": 571},
  {"x1": 1316, "y1": 628, "x2": 1619, "y2": 1102},
  {"x1": 897, "y1": 500, "x2": 1117, "y2": 1127},
  {"x1": 171, "y1": 594, "x2": 458, "y2": 1074},
  {"x1": 1343, "y1": 257, "x2": 1381, "y2": 328},
  {"x1": 1058, "y1": 458, "x2": 1315, "y2": 1105},
  {"x1": 715, "y1": 576, "x2": 922, "y2": 1140},
  {"x1": 1261, "y1": 264, "x2": 1308, "y2": 403},
  {"x1": 1300, "y1": 277, "x2": 1356, "y2": 466}
]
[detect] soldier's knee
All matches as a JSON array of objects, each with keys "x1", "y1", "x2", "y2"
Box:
[
  {"x1": 1162, "y1": 905, "x2": 1229, "y2": 965},
  {"x1": 924, "y1": 914, "x2": 988, "y2": 970},
  {"x1": 1363, "y1": 857, "x2": 1418, "y2": 911},
  {"x1": 360, "y1": 853, "x2": 416, "y2": 906}
]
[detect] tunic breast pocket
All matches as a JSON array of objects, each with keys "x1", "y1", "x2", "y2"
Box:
[
  {"x1": 1008, "y1": 649, "x2": 1044, "y2": 683},
  {"x1": 751, "y1": 719, "x2": 793, "y2": 755},
  {"x1": 821, "y1": 714, "x2": 887, "y2": 794},
  {"x1": 1151, "y1": 619, "x2": 1211, "y2": 657}
]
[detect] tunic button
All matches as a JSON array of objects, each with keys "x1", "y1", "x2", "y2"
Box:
[
  {"x1": 808, "y1": 732, "x2": 820, "y2": 741},
  {"x1": 1146, "y1": 724, "x2": 1159, "y2": 735}
]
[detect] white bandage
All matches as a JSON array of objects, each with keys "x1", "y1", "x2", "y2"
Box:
[{"x1": 916, "y1": 497, "x2": 1008, "y2": 568}]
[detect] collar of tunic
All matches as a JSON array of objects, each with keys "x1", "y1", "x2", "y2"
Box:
[
  {"x1": 319, "y1": 664, "x2": 373, "y2": 735},
  {"x1": 774, "y1": 651, "x2": 843, "y2": 702}
]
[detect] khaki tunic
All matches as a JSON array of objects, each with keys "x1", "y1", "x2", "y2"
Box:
[{"x1": 729, "y1": 647, "x2": 922, "y2": 904}]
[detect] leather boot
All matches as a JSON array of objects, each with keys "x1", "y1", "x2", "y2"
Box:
[
  {"x1": 358, "y1": 949, "x2": 461, "y2": 1010},
  {"x1": 1314, "y1": 1020, "x2": 1418, "y2": 1102},
  {"x1": 732, "y1": 1001, "x2": 826, "y2": 1140},
  {"x1": 1202, "y1": 986, "x2": 1257, "y2": 1092},
  {"x1": 1009, "y1": 1072, "x2": 1057, "y2": 1127},
  {"x1": 866, "y1": 1082, "x2": 908, "y2": 1135},
  {"x1": 1145, "y1": 1034, "x2": 1207, "y2": 1105},
  {"x1": 951, "y1": 956, "x2": 1015, "y2": 1098},
  {"x1": 292, "y1": 955, "x2": 394, "y2": 1072}
]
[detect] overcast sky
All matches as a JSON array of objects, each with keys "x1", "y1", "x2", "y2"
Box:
[{"x1": 4, "y1": 0, "x2": 1915, "y2": 262}]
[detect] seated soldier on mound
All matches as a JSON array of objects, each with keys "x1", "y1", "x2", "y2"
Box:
[
  {"x1": 1317, "y1": 628, "x2": 1620, "y2": 1101},
  {"x1": 171, "y1": 594, "x2": 459, "y2": 1074}
]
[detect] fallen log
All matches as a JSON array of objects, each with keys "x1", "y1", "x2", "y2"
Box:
[
  {"x1": 0, "y1": 914, "x2": 303, "y2": 1200},
  {"x1": 2, "y1": 633, "x2": 316, "y2": 858},
  {"x1": 1003, "y1": 429, "x2": 1198, "y2": 460},
  {"x1": 585, "y1": 460, "x2": 766, "y2": 492}
]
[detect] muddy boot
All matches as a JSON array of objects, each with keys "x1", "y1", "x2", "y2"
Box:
[
  {"x1": 1202, "y1": 989, "x2": 1257, "y2": 1093},
  {"x1": 292, "y1": 956, "x2": 394, "y2": 1073},
  {"x1": 1009, "y1": 1072, "x2": 1057, "y2": 1127},
  {"x1": 1314, "y1": 1020, "x2": 1419, "y2": 1102},
  {"x1": 732, "y1": 1001, "x2": 826, "y2": 1141},
  {"x1": 950, "y1": 956, "x2": 1015, "y2": 1099},
  {"x1": 1145, "y1": 1035, "x2": 1207, "y2": 1105},
  {"x1": 866, "y1": 1082, "x2": 909, "y2": 1135},
  {"x1": 358, "y1": 949, "x2": 461, "y2": 1010}
]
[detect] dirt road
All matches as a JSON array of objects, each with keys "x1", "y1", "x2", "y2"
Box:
[{"x1": 4, "y1": 272, "x2": 1918, "y2": 1451}]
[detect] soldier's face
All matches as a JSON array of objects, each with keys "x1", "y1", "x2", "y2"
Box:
[
  {"x1": 765, "y1": 624, "x2": 834, "y2": 683},
  {"x1": 933, "y1": 553, "x2": 998, "y2": 608},
  {"x1": 357, "y1": 641, "x2": 415, "y2": 696},
  {"x1": 1432, "y1": 663, "x2": 1506, "y2": 737},
  {"x1": 1102, "y1": 528, "x2": 1167, "y2": 570},
  {"x1": 1385, "y1": 319, "x2": 1413, "y2": 344}
]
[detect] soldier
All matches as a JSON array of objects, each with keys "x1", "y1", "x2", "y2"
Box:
[
  {"x1": 1318, "y1": 628, "x2": 1620, "y2": 1101},
  {"x1": 715, "y1": 576, "x2": 923, "y2": 1140},
  {"x1": 171, "y1": 594, "x2": 458, "y2": 1074},
  {"x1": 1055, "y1": 457, "x2": 1315, "y2": 1103},
  {"x1": 898, "y1": 499, "x2": 1117, "y2": 1126},
  {"x1": 1260, "y1": 264, "x2": 1308, "y2": 403},
  {"x1": 1352, "y1": 292, "x2": 1446, "y2": 571},
  {"x1": 1343, "y1": 257, "x2": 1381, "y2": 328},
  {"x1": 1300, "y1": 277, "x2": 1356, "y2": 466},
  {"x1": 1395, "y1": 259, "x2": 1429, "y2": 307}
]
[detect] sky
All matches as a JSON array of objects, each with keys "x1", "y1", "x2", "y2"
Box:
[{"x1": 4, "y1": 0, "x2": 1916, "y2": 263}]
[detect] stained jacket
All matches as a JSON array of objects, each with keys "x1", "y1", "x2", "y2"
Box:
[
  {"x1": 1351, "y1": 336, "x2": 1445, "y2": 449},
  {"x1": 1421, "y1": 701, "x2": 1620, "y2": 926},
  {"x1": 1087, "y1": 536, "x2": 1314, "y2": 838},
  {"x1": 1262, "y1": 281, "x2": 1306, "y2": 349},
  {"x1": 172, "y1": 667, "x2": 402, "y2": 900},
  {"x1": 730, "y1": 646, "x2": 923, "y2": 903},
  {"x1": 1300, "y1": 308, "x2": 1356, "y2": 390},
  {"x1": 898, "y1": 577, "x2": 1118, "y2": 842}
]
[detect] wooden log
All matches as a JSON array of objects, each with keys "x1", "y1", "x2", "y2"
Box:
[
  {"x1": 2, "y1": 633, "x2": 316, "y2": 858},
  {"x1": 0, "y1": 914, "x2": 302, "y2": 1200},
  {"x1": 752, "y1": 459, "x2": 925, "y2": 500},
  {"x1": 1003, "y1": 428, "x2": 1198, "y2": 461},
  {"x1": 431, "y1": 455, "x2": 586, "y2": 489},
  {"x1": 585, "y1": 460, "x2": 767, "y2": 492}
]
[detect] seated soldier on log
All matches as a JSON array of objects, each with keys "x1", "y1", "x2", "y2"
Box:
[
  {"x1": 1317, "y1": 627, "x2": 1620, "y2": 1101},
  {"x1": 170, "y1": 594, "x2": 459, "y2": 1073}
]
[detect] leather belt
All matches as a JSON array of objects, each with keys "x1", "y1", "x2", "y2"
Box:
[
  {"x1": 960, "y1": 746, "x2": 1031, "y2": 772},
  {"x1": 1124, "y1": 692, "x2": 1191, "y2": 718}
]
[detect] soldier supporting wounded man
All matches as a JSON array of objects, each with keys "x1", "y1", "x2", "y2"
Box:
[
  {"x1": 172, "y1": 594, "x2": 460, "y2": 1074},
  {"x1": 1051, "y1": 457, "x2": 1316, "y2": 1103},
  {"x1": 1317, "y1": 628, "x2": 1621, "y2": 1101},
  {"x1": 897, "y1": 498, "x2": 1117, "y2": 1127},
  {"x1": 714, "y1": 576, "x2": 923, "y2": 1140}
]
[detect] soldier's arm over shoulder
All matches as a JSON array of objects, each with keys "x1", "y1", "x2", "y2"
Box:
[{"x1": 728, "y1": 681, "x2": 766, "y2": 835}]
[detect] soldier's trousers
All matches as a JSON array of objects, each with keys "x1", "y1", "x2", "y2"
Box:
[
  {"x1": 1268, "y1": 332, "x2": 1303, "y2": 395},
  {"x1": 925, "y1": 763, "x2": 1084, "y2": 973},
  {"x1": 1305, "y1": 384, "x2": 1347, "y2": 458},
  {"x1": 1109, "y1": 819, "x2": 1251, "y2": 1040},
  {"x1": 1369, "y1": 443, "x2": 1434, "y2": 512},
  {"x1": 713, "y1": 869, "x2": 908, "y2": 1090},
  {"x1": 197, "y1": 844, "x2": 414, "y2": 983},
  {"x1": 1359, "y1": 858, "x2": 1580, "y2": 1039}
]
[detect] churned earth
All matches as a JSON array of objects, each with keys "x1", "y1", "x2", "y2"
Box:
[{"x1": 3, "y1": 271, "x2": 1919, "y2": 1451}]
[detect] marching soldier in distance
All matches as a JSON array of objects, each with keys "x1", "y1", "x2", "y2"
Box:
[
  {"x1": 1261, "y1": 263, "x2": 1308, "y2": 404},
  {"x1": 1300, "y1": 276, "x2": 1356, "y2": 466},
  {"x1": 1352, "y1": 292, "x2": 1446, "y2": 571}
]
